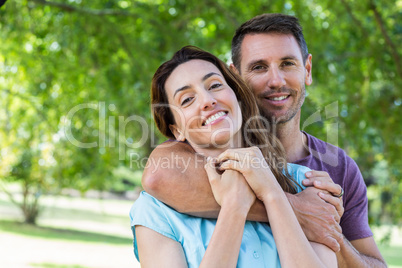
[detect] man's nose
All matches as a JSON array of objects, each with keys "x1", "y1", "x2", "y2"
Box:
[{"x1": 267, "y1": 66, "x2": 286, "y2": 89}]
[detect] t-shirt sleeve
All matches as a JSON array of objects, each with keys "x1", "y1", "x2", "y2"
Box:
[
  {"x1": 340, "y1": 158, "x2": 373, "y2": 240},
  {"x1": 129, "y1": 191, "x2": 177, "y2": 261}
]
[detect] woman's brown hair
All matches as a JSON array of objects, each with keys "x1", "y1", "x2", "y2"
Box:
[{"x1": 151, "y1": 45, "x2": 300, "y2": 194}]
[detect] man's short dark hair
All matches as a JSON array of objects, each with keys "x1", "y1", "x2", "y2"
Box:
[{"x1": 231, "y1": 13, "x2": 309, "y2": 70}]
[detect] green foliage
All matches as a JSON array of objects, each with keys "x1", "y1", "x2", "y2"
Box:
[
  {"x1": 110, "y1": 166, "x2": 142, "y2": 193},
  {"x1": 0, "y1": 0, "x2": 400, "y2": 224}
]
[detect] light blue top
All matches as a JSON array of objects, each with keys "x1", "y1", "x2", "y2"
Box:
[{"x1": 130, "y1": 163, "x2": 310, "y2": 267}]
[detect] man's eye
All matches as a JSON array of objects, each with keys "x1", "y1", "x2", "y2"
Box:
[
  {"x1": 252, "y1": 65, "x2": 265, "y2": 71},
  {"x1": 181, "y1": 97, "x2": 193, "y2": 105},
  {"x1": 209, "y1": 83, "x2": 222, "y2": 90},
  {"x1": 282, "y1": 61, "x2": 295, "y2": 67}
]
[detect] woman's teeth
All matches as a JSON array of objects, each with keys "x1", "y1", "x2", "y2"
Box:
[{"x1": 204, "y1": 111, "x2": 226, "y2": 126}]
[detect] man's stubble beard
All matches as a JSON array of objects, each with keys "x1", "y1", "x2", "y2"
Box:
[{"x1": 258, "y1": 86, "x2": 306, "y2": 126}]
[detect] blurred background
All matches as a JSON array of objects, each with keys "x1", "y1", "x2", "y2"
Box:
[{"x1": 0, "y1": 0, "x2": 401, "y2": 267}]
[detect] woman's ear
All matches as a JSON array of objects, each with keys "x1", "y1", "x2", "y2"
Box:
[{"x1": 169, "y1": 125, "x2": 185, "y2": 141}]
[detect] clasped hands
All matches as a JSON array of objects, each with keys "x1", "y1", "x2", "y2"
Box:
[{"x1": 204, "y1": 146, "x2": 344, "y2": 252}]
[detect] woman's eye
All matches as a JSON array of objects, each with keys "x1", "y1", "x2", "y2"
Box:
[
  {"x1": 209, "y1": 83, "x2": 222, "y2": 90},
  {"x1": 181, "y1": 97, "x2": 192, "y2": 106}
]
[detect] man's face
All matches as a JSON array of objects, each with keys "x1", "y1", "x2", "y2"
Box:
[{"x1": 237, "y1": 33, "x2": 312, "y2": 124}]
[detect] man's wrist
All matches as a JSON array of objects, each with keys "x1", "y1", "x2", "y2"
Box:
[
  {"x1": 284, "y1": 192, "x2": 296, "y2": 209},
  {"x1": 339, "y1": 235, "x2": 353, "y2": 253}
]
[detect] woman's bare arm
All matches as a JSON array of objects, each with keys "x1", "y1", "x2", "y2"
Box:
[{"x1": 136, "y1": 226, "x2": 187, "y2": 268}]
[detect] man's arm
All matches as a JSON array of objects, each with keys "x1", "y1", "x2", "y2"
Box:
[
  {"x1": 305, "y1": 173, "x2": 387, "y2": 267},
  {"x1": 142, "y1": 141, "x2": 221, "y2": 217},
  {"x1": 286, "y1": 188, "x2": 343, "y2": 252},
  {"x1": 336, "y1": 237, "x2": 387, "y2": 267}
]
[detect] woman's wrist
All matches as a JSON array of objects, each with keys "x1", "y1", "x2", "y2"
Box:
[
  {"x1": 220, "y1": 198, "x2": 251, "y2": 219},
  {"x1": 261, "y1": 190, "x2": 286, "y2": 206}
]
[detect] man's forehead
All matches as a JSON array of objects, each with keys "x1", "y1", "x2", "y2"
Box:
[{"x1": 240, "y1": 33, "x2": 303, "y2": 64}]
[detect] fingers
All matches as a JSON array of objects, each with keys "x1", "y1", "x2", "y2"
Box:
[
  {"x1": 219, "y1": 159, "x2": 244, "y2": 173},
  {"x1": 305, "y1": 170, "x2": 333, "y2": 181},
  {"x1": 303, "y1": 173, "x2": 342, "y2": 197},
  {"x1": 216, "y1": 149, "x2": 245, "y2": 163},
  {"x1": 204, "y1": 157, "x2": 221, "y2": 184},
  {"x1": 313, "y1": 180, "x2": 343, "y2": 196},
  {"x1": 303, "y1": 170, "x2": 333, "y2": 186},
  {"x1": 322, "y1": 236, "x2": 341, "y2": 253},
  {"x1": 318, "y1": 192, "x2": 344, "y2": 220},
  {"x1": 329, "y1": 224, "x2": 344, "y2": 252},
  {"x1": 216, "y1": 147, "x2": 263, "y2": 164},
  {"x1": 310, "y1": 220, "x2": 343, "y2": 252}
]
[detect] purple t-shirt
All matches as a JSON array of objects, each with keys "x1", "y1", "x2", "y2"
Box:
[{"x1": 293, "y1": 132, "x2": 373, "y2": 241}]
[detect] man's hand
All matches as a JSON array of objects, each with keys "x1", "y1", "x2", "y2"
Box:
[
  {"x1": 287, "y1": 187, "x2": 343, "y2": 252},
  {"x1": 303, "y1": 170, "x2": 345, "y2": 220}
]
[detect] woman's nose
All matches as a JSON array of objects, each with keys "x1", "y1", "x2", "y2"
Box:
[{"x1": 200, "y1": 92, "x2": 217, "y2": 110}]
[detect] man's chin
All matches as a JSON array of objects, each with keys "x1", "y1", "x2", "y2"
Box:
[{"x1": 262, "y1": 111, "x2": 297, "y2": 125}]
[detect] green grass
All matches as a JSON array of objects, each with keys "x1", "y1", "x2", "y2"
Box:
[
  {"x1": 378, "y1": 244, "x2": 402, "y2": 267},
  {"x1": 0, "y1": 219, "x2": 132, "y2": 245},
  {"x1": 0, "y1": 192, "x2": 139, "y2": 268},
  {"x1": 0, "y1": 192, "x2": 401, "y2": 267},
  {"x1": 30, "y1": 264, "x2": 89, "y2": 268}
]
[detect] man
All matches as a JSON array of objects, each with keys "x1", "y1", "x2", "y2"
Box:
[{"x1": 142, "y1": 13, "x2": 386, "y2": 267}]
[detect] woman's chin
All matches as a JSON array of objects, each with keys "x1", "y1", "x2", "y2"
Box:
[
  {"x1": 190, "y1": 138, "x2": 234, "y2": 149},
  {"x1": 186, "y1": 130, "x2": 242, "y2": 150}
]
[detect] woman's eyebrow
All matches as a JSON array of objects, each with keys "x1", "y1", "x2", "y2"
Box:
[
  {"x1": 173, "y1": 85, "x2": 190, "y2": 98},
  {"x1": 202, "y1": 72, "x2": 221, "y2": 82},
  {"x1": 173, "y1": 72, "x2": 222, "y2": 98}
]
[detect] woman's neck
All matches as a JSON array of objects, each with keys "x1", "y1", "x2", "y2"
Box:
[{"x1": 190, "y1": 132, "x2": 243, "y2": 158}]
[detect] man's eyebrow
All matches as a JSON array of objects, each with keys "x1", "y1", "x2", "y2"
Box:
[
  {"x1": 173, "y1": 72, "x2": 222, "y2": 98},
  {"x1": 280, "y1": 55, "x2": 299, "y2": 61},
  {"x1": 247, "y1": 56, "x2": 300, "y2": 68},
  {"x1": 247, "y1": 59, "x2": 266, "y2": 68}
]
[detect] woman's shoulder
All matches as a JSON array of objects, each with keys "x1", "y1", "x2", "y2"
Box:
[
  {"x1": 129, "y1": 191, "x2": 171, "y2": 224},
  {"x1": 130, "y1": 191, "x2": 161, "y2": 212},
  {"x1": 129, "y1": 191, "x2": 198, "y2": 231},
  {"x1": 130, "y1": 191, "x2": 179, "y2": 241}
]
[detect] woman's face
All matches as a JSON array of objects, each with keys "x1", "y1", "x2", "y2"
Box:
[{"x1": 165, "y1": 59, "x2": 242, "y2": 150}]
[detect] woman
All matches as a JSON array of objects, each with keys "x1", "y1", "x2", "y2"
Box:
[{"x1": 130, "y1": 46, "x2": 336, "y2": 267}]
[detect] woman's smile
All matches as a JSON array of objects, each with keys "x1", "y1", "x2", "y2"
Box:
[
  {"x1": 202, "y1": 111, "x2": 228, "y2": 126},
  {"x1": 165, "y1": 59, "x2": 242, "y2": 149}
]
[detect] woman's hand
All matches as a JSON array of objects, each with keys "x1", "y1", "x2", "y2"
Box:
[
  {"x1": 216, "y1": 147, "x2": 280, "y2": 201},
  {"x1": 204, "y1": 157, "x2": 255, "y2": 213}
]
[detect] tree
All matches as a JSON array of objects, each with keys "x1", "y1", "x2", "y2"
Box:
[{"x1": 0, "y1": 0, "x2": 400, "y2": 225}]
